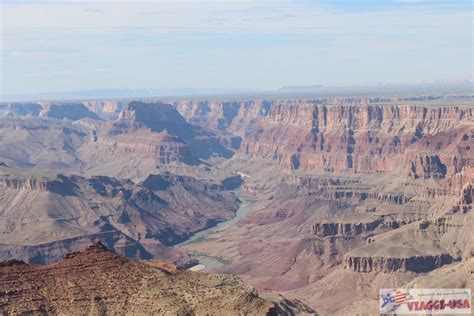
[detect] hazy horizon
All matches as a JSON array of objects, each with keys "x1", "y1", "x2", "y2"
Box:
[
  {"x1": 1, "y1": 0, "x2": 473, "y2": 95},
  {"x1": 1, "y1": 80, "x2": 473, "y2": 103}
]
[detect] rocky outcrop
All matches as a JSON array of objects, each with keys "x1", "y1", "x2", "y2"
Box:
[
  {"x1": 283, "y1": 174, "x2": 413, "y2": 204},
  {"x1": 420, "y1": 166, "x2": 474, "y2": 199},
  {"x1": 116, "y1": 101, "x2": 233, "y2": 161},
  {"x1": 408, "y1": 155, "x2": 447, "y2": 179},
  {"x1": 343, "y1": 254, "x2": 453, "y2": 273},
  {"x1": 311, "y1": 218, "x2": 409, "y2": 237},
  {"x1": 0, "y1": 242, "x2": 275, "y2": 315},
  {"x1": 460, "y1": 182, "x2": 473, "y2": 207},
  {"x1": 139, "y1": 172, "x2": 222, "y2": 199},
  {"x1": 269, "y1": 297, "x2": 317, "y2": 315},
  {"x1": 1, "y1": 177, "x2": 49, "y2": 191},
  {"x1": 40, "y1": 103, "x2": 100, "y2": 120},
  {"x1": 120, "y1": 101, "x2": 195, "y2": 139},
  {"x1": 92, "y1": 129, "x2": 195, "y2": 165},
  {"x1": 0, "y1": 174, "x2": 78, "y2": 195}
]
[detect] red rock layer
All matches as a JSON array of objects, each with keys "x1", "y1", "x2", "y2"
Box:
[{"x1": 177, "y1": 101, "x2": 474, "y2": 175}]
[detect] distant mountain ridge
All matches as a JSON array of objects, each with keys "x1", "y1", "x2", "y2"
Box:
[
  {"x1": 1, "y1": 81, "x2": 472, "y2": 102},
  {"x1": 0, "y1": 88, "x2": 257, "y2": 102}
]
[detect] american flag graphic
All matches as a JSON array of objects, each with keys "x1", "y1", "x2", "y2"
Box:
[{"x1": 394, "y1": 290, "x2": 408, "y2": 305}]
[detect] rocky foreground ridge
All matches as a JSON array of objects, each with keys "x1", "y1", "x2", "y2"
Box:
[{"x1": 1, "y1": 241, "x2": 315, "y2": 315}]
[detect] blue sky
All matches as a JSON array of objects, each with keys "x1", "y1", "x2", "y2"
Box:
[{"x1": 0, "y1": 0, "x2": 472, "y2": 95}]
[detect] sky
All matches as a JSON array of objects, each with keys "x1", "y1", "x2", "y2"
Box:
[{"x1": 0, "y1": 0, "x2": 472, "y2": 95}]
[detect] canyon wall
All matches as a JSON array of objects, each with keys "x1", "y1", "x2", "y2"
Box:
[
  {"x1": 343, "y1": 254, "x2": 453, "y2": 273},
  {"x1": 177, "y1": 101, "x2": 474, "y2": 174}
]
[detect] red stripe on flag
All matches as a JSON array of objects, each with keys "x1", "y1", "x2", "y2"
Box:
[{"x1": 394, "y1": 292, "x2": 406, "y2": 304}]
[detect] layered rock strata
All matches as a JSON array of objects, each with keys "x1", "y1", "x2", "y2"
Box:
[
  {"x1": 343, "y1": 254, "x2": 453, "y2": 273},
  {"x1": 177, "y1": 101, "x2": 473, "y2": 174}
]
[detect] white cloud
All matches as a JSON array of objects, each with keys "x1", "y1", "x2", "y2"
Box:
[{"x1": 1, "y1": 0, "x2": 468, "y2": 53}]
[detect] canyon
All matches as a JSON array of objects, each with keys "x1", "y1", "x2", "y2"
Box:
[
  {"x1": 175, "y1": 98, "x2": 473, "y2": 313},
  {"x1": 0, "y1": 96, "x2": 472, "y2": 315}
]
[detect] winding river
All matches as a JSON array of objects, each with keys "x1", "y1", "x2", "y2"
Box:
[{"x1": 175, "y1": 191, "x2": 256, "y2": 272}]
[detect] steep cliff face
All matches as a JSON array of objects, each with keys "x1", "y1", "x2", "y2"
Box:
[
  {"x1": 177, "y1": 100, "x2": 249, "y2": 133},
  {"x1": 177, "y1": 101, "x2": 474, "y2": 174},
  {"x1": 0, "y1": 174, "x2": 78, "y2": 195},
  {"x1": 81, "y1": 126, "x2": 197, "y2": 173},
  {"x1": 93, "y1": 133, "x2": 193, "y2": 164},
  {"x1": 408, "y1": 155, "x2": 447, "y2": 179},
  {"x1": 120, "y1": 101, "x2": 195, "y2": 140},
  {"x1": 343, "y1": 254, "x2": 453, "y2": 273},
  {"x1": 419, "y1": 166, "x2": 473, "y2": 200},
  {"x1": 311, "y1": 217, "x2": 410, "y2": 237},
  {"x1": 1, "y1": 177, "x2": 50, "y2": 191},
  {"x1": 282, "y1": 174, "x2": 414, "y2": 204}
]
